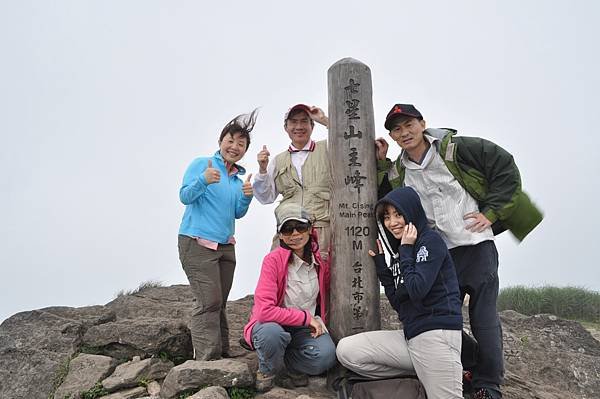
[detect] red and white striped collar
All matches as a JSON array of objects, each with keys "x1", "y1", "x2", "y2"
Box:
[{"x1": 288, "y1": 140, "x2": 316, "y2": 153}]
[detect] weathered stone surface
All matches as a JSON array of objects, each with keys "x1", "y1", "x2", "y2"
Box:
[
  {"x1": 147, "y1": 380, "x2": 161, "y2": 396},
  {"x1": 2, "y1": 285, "x2": 599, "y2": 399},
  {"x1": 105, "y1": 285, "x2": 194, "y2": 320},
  {"x1": 0, "y1": 305, "x2": 113, "y2": 399},
  {"x1": 256, "y1": 387, "x2": 303, "y2": 399},
  {"x1": 306, "y1": 376, "x2": 327, "y2": 391},
  {"x1": 0, "y1": 287, "x2": 193, "y2": 399},
  {"x1": 101, "y1": 386, "x2": 147, "y2": 399},
  {"x1": 160, "y1": 359, "x2": 253, "y2": 399},
  {"x1": 254, "y1": 383, "x2": 332, "y2": 399},
  {"x1": 54, "y1": 353, "x2": 117, "y2": 399},
  {"x1": 76, "y1": 286, "x2": 195, "y2": 360},
  {"x1": 499, "y1": 312, "x2": 600, "y2": 399},
  {"x1": 188, "y1": 386, "x2": 230, "y2": 399},
  {"x1": 82, "y1": 318, "x2": 191, "y2": 360},
  {"x1": 102, "y1": 357, "x2": 174, "y2": 392}
]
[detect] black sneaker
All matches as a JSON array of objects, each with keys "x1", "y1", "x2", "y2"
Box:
[
  {"x1": 332, "y1": 377, "x2": 354, "y2": 399},
  {"x1": 336, "y1": 382, "x2": 352, "y2": 399}
]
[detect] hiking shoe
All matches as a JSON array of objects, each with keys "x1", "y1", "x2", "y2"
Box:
[
  {"x1": 472, "y1": 388, "x2": 494, "y2": 399},
  {"x1": 274, "y1": 369, "x2": 309, "y2": 389},
  {"x1": 287, "y1": 371, "x2": 309, "y2": 387},
  {"x1": 255, "y1": 371, "x2": 275, "y2": 392}
]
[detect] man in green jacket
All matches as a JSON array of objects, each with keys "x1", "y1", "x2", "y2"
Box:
[{"x1": 375, "y1": 104, "x2": 542, "y2": 399}]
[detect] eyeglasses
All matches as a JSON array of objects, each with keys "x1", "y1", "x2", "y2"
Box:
[{"x1": 279, "y1": 221, "x2": 310, "y2": 236}]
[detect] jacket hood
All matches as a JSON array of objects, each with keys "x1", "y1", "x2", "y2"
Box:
[{"x1": 376, "y1": 186, "x2": 429, "y2": 234}]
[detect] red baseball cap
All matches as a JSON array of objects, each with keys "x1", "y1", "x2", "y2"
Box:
[{"x1": 284, "y1": 104, "x2": 312, "y2": 121}]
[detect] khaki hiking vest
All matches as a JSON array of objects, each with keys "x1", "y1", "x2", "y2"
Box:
[{"x1": 273, "y1": 140, "x2": 331, "y2": 224}]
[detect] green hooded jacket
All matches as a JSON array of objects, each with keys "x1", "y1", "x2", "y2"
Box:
[{"x1": 377, "y1": 128, "x2": 543, "y2": 241}]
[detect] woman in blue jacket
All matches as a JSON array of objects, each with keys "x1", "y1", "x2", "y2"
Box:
[
  {"x1": 178, "y1": 109, "x2": 257, "y2": 360},
  {"x1": 336, "y1": 186, "x2": 464, "y2": 399}
]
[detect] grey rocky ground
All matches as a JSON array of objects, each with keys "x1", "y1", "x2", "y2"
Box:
[{"x1": 0, "y1": 285, "x2": 598, "y2": 399}]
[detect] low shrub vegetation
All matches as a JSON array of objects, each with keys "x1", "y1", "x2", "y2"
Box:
[
  {"x1": 80, "y1": 382, "x2": 108, "y2": 399},
  {"x1": 227, "y1": 386, "x2": 256, "y2": 399},
  {"x1": 115, "y1": 280, "x2": 163, "y2": 298},
  {"x1": 498, "y1": 285, "x2": 600, "y2": 323}
]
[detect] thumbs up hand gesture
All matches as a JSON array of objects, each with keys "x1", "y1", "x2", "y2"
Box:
[
  {"x1": 204, "y1": 159, "x2": 221, "y2": 185},
  {"x1": 242, "y1": 174, "x2": 253, "y2": 197},
  {"x1": 257, "y1": 145, "x2": 270, "y2": 174}
]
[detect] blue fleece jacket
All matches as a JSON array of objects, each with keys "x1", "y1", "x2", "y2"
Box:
[
  {"x1": 373, "y1": 187, "x2": 462, "y2": 340},
  {"x1": 178, "y1": 151, "x2": 252, "y2": 243}
]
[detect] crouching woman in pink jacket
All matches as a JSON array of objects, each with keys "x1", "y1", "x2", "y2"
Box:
[{"x1": 242, "y1": 203, "x2": 336, "y2": 392}]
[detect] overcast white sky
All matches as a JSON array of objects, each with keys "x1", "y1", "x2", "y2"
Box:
[{"x1": 1, "y1": 1, "x2": 599, "y2": 323}]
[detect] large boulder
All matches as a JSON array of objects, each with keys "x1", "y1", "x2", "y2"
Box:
[
  {"x1": 160, "y1": 359, "x2": 253, "y2": 399},
  {"x1": 0, "y1": 305, "x2": 113, "y2": 399},
  {"x1": 102, "y1": 357, "x2": 174, "y2": 392},
  {"x1": 499, "y1": 312, "x2": 600, "y2": 398},
  {"x1": 0, "y1": 285, "x2": 196, "y2": 399},
  {"x1": 80, "y1": 285, "x2": 195, "y2": 360},
  {"x1": 81, "y1": 318, "x2": 192, "y2": 360},
  {"x1": 100, "y1": 386, "x2": 148, "y2": 399},
  {"x1": 188, "y1": 386, "x2": 230, "y2": 399},
  {"x1": 53, "y1": 353, "x2": 117, "y2": 399}
]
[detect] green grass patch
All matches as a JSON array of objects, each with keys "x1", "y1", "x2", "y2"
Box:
[
  {"x1": 80, "y1": 382, "x2": 108, "y2": 399},
  {"x1": 177, "y1": 390, "x2": 197, "y2": 399},
  {"x1": 498, "y1": 285, "x2": 600, "y2": 323},
  {"x1": 227, "y1": 387, "x2": 256, "y2": 399},
  {"x1": 580, "y1": 321, "x2": 600, "y2": 330},
  {"x1": 138, "y1": 376, "x2": 151, "y2": 388},
  {"x1": 48, "y1": 356, "x2": 71, "y2": 399}
]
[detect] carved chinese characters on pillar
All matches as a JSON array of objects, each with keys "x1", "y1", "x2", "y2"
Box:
[
  {"x1": 348, "y1": 148, "x2": 361, "y2": 167},
  {"x1": 341, "y1": 78, "x2": 370, "y2": 328},
  {"x1": 352, "y1": 261, "x2": 365, "y2": 321},
  {"x1": 328, "y1": 58, "x2": 381, "y2": 339},
  {"x1": 343, "y1": 80, "x2": 366, "y2": 194}
]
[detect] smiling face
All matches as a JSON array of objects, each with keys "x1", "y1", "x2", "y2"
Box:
[
  {"x1": 284, "y1": 110, "x2": 314, "y2": 149},
  {"x1": 218, "y1": 131, "x2": 248, "y2": 164},
  {"x1": 388, "y1": 117, "x2": 428, "y2": 157},
  {"x1": 382, "y1": 204, "x2": 407, "y2": 240},
  {"x1": 279, "y1": 220, "x2": 311, "y2": 256}
]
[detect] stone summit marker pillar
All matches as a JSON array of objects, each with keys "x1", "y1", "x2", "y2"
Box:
[{"x1": 327, "y1": 58, "x2": 380, "y2": 341}]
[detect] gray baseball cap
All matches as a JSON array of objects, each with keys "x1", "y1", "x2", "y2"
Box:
[{"x1": 275, "y1": 203, "x2": 311, "y2": 232}]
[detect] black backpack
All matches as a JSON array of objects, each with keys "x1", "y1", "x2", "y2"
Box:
[
  {"x1": 351, "y1": 378, "x2": 426, "y2": 399},
  {"x1": 331, "y1": 367, "x2": 425, "y2": 399}
]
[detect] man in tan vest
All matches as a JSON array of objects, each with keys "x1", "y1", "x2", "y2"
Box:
[{"x1": 253, "y1": 104, "x2": 331, "y2": 260}]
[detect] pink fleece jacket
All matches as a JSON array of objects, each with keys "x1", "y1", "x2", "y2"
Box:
[{"x1": 242, "y1": 234, "x2": 330, "y2": 349}]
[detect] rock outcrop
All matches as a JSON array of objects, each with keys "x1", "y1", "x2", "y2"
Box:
[
  {"x1": 0, "y1": 285, "x2": 598, "y2": 399},
  {"x1": 53, "y1": 354, "x2": 117, "y2": 399}
]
